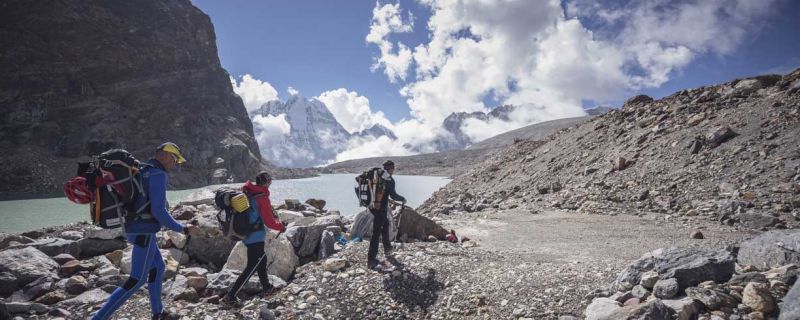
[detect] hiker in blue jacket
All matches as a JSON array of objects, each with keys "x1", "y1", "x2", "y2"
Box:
[{"x1": 92, "y1": 142, "x2": 197, "y2": 320}]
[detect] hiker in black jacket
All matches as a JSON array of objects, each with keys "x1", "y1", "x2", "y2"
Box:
[{"x1": 368, "y1": 160, "x2": 405, "y2": 270}]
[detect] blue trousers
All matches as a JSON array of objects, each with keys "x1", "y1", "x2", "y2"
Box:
[{"x1": 92, "y1": 233, "x2": 166, "y2": 320}]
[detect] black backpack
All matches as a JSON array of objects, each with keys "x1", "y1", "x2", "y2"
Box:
[
  {"x1": 214, "y1": 188, "x2": 264, "y2": 241},
  {"x1": 354, "y1": 167, "x2": 385, "y2": 209},
  {"x1": 75, "y1": 149, "x2": 153, "y2": 229}
]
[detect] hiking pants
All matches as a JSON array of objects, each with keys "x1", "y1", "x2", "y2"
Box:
[
  {"x1": 92, "y1": 233, "x2": 165, "y2": 320},
  {"x1": 226, "y1": 241, "x2": 271, "y2": 299},
  {"x1": 368, "y1": 207, "x2": 392, "y2": 263}
]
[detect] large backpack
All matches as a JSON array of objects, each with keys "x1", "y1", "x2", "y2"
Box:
[
  {"x1": 214, "y1": 188, "x2": 264, "y2": 241},
  {"x1": 354, "y1": 167, "x2": 385, "y2": 209},
  {"x1": 64, "y1": 149, "x2": 152, "y2": 229}
]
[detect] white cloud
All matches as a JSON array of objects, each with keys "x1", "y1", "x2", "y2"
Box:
[
  {"x1": 335, "y1": 135, "x2": 414, "y2": 162},
  {"x1": 287, "y1": 87, "x2": 299, "y2": 96},
  {"x1": 366, "y1": 2, "x2": 415, "y2": 83},
  {"x1": 252, "y1": 114, "x2": 291, "y2": 145},
  {"x1": 230, "y1": 74, "x2": 279, "y2": 113},
  {"x1": 316, "y1": 88, "x2": 393, "y2": 134},
  {"x1": 361, "y1": 0, "x2": 781, "y2": 153}
]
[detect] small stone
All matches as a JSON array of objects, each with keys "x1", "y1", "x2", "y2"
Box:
[
  {"x1": 691, "y1": 231, "x2": 705, "y2": 239},
  {"x1": 742, "y1": 282, "x2": 775, "y2": 314},
  {"x1": 65, "y1": 275, "x2": 88, "y2": 295},
  {"x1": 640, "y1": 271, "x2": 659, "y2": 289},
  {"x1": 653, "y1": 278, "x2": 679, "y2": 299},
  {"x1": 305, "y1": 295, "x2": 318, "y2": 304},
  {"x1": 631, "y1": 285, "x2": 650, "y2": 299},
  {"x1": 323, "y1": 258, "x2": 347, "y2": 272},
  {"x1": 186, "y1": 276, "x2": 208, "y2": 290}
]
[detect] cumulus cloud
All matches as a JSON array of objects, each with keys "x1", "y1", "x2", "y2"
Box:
[
  {"x1": 362, "y1": 0, "x2": 781, "y2": 153},
  {"x1": 287, "y1": 87, "x2": 299, "y2": 96},
  {"x1": 366, "y1": 2, "x2": 415, "y2": 83},
  {"x1": 230, "y1": 74, "x2": 279, "y2": 113},
  {"x1": 316, "y1": 88, "x2": 393, "y2": 134},
  {"x1": 251, "y1": 114, "x2": 293, "y2": 165},
  {"x1": 335, "y1": 135, "x2": 414, "y2": 162}
]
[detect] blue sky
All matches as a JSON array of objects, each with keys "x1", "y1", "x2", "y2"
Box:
[{"x1": 193, "y1": 0, "x2": 799, "y2": 126}]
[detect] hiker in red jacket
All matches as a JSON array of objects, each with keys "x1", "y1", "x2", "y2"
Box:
[{"x1": 221, "y1": 171, "x2": 285, "y2": 306}]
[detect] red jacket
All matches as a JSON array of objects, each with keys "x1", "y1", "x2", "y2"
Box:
[{"x1": 242, "y1": 180, "x2": 285, "y2": 232}]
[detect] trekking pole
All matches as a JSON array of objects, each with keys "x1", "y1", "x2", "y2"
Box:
[
  {"x1": 163, "y1": 221, "x2": 195, "y2": 300},
  {"x1": 230, "y1": 230, "x2": 284, "y2": 298}
]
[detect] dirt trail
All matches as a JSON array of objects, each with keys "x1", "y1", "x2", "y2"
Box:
[{"x1": 440, "y1": 209, "x2": 754, "y2": 265}]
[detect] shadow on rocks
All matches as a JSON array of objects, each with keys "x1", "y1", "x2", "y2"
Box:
[{"x1": 383, "y1": 268, "x2": 444, "y2": 313}]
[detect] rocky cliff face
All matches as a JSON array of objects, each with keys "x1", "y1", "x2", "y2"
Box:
[
  {"x1": 420, "y1": 69, "x2": 800, "y2": 229},
  {"x1": 0, "y1": 0, "x2": 266, "y2": 197}
]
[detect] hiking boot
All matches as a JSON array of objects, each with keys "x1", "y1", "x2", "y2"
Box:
[
  {"x1": 260, "y1": 284, "x2": 278, "y2": 297},
  {"x1": 369, "y1": 261, "x2": 395, "y2": 273},
  {"x1": 384, "y1": 248, "x2": 394, "y2": 257}
]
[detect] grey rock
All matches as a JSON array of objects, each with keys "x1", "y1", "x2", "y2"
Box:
[
  {"x1": 0, "y1": 247, "x2": 58, "y2": 286},
  {"x1": 295, "y1": 215, "x2": 345, "y2": 258},
  {"x1": 51, "y1": 254, "x2": 76, "y2": 265},
  {"x1": 733, "y1": 79, "x2": 763, "y2": 96},
  {"x1": 653, "y1": 278, "x2": 679, "y2": 299},
  {"x1": 27, "y1": 238, "x2": 81, "y2": 258},
  {"x1": 266, "y1": 235, "x2": 299, "y2": 281},
  {"x1": 737, "y1": 230, "x2": 800, "y2": 269},
  {"x1": 395, "y1": 206, "x2": 448, "y2": 241},
  {"x1": 318, "y1": 230, "x2": 335, "y2": 260},
  {"x1": 705, "y1": 126, "x2": 737, "y2": 148},
  {"x1": 640, "y1": 271, "x2": 659, "y2": 289},
  {"x1": 585, "y1": 298, "x2": 621, "y2": 320},
  {"x1": 737, "y1": 213, "x2": 781, "y2": 229},
  {"x1": 83, "y1": 227, "x2": 124, "y2": 240},
  {"x1": 685, "y1": 287, "x2": 738, "y2": 310},
  {"x1": 631, "y1": 285, "x2": 650, "y2": 300},
  {"x1": 661, "y1": 297, "x2": 701, "y2": 320},
  {"x1": 285, "y1": 199, "x2": 302, "y2": 210},
  {"x1": 12, "y1": 276, "x2": 57, "y2": 302},
  {"x1": 607, "y1": 299, "x2": 673, "y2": 320},
  {"x1": 0, "y1": 272, "x2": 18, "y2": 297},
  {"x1": 780, "y1": 280, "x2": 800, "y2": 320},
  {"x1": 185, "y1": 207, "x2": 237, "y2": 267},
  {"x1": 58, "y1": 231, "x2": 83, "y2": 241},
  {"x1": 77, "y1": 238, "x2": 127, "y2": 258},
  {"x1": 284, "y1": 226, "x2": 305, "y2": 248},
  {"x1": 59, "y1": 288, "x2": 110, "y2": 306},
  {"x1": 0, "y1": 233, "x2": 34, "y2": 249},
  {"x1": 259, "y1": 305, "x2": 276, "y2": 320},
  {"x1": 4, "y1": 301, "x2": 48, "y2": 315},
  {"x1": 728, "y1": 272, "x2": 767, "y2": 286},
  {"x1": 613, "y1": 247, "x2": 735, "y2": 291}
]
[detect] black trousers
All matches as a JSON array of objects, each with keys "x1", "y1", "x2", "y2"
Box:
[
  {"x1": 226, "y1": 241, "x2": 270, "y2": 299},
  {"x1": 367, "y1": 208, "x2": 392, "y2": 263}
]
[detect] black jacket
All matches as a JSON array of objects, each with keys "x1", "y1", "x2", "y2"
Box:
[{"x1": 379, "y1": 176, "x2": 405, "y2": 212}]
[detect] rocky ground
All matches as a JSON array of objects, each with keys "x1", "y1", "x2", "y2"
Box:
[{"x1": 419, "y1": 69, "x2": 800, "y2": 233}]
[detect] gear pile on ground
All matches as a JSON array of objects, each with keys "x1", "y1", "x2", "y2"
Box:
[{"x1": 419, "y1": 69, "x2": 800, "y2": 231}]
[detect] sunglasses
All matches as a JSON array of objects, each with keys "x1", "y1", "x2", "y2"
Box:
[{"x1": 169, "y1": 153, "x2": 179, "y2": 164}]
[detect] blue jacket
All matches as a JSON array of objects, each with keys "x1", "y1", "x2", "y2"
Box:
[
  {"x1": 126, "y1": 159, "x2": 185, "y2": 234},
  {"x1": 243, "y1": 196, "x2": 265, "y2": 244}
]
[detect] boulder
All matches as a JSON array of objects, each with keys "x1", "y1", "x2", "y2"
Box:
[
  {"x1": 318, "y1": 230, "x2": 335, "y2": 260},
  {"x1": 3, "y1": 301, "x2": 49, "y2": 315},
  {"x1": 305, "y1": 199, "x2": 326, "y2": 211},
  {"x1": 607, "y1": 299, "x2": 673, "y2": 320},
  {"x1": 180, "y1": 267, "x2": 209, "y2": 278},
  {"x1": 653, "y1": 278, "x2": 679, "y2": 299},
  {"x1": 780, "y1": 280, "x2": 800, "y2": 320},
  {"x1": 27, "y1": 238, "x2": 81, "y2": 257},
  {"x1": 0, "y1": 247, "x2": 58, "y2": 286},
  {"x1": 0, "y1": 233, "x2": 34, "y2": 249},
  {"x1": 65, "y1": 276, "x2": 89, "y2": 295},
  {"x1": 705, "y1": 126, "x2": 737, "y2": 148},
  {"x1": 83, "y1": 227, "x2": 124, "y2": 240},
  {"x1": 284, "y1": 226, "x2": 305, "y2": 248},
  {"x1": 295, "y1": 215, "x2": 345, "y2": 258},
  {"x1": 395, "y1": 207, "x2": 448, "y2": 241},
  {"x1": 0, "y1": 272, "x2": 17, "y2": 297},
  {"x1": 613, "y1": 247, "x2": 735, "y2": 291},
  {"x1": 185, "y1": 207, "x2": 237, "y2": 267},
  {"x1": 104, "y1": 250, "x2": 124, "y2": 267},
  {"x1": 12, "y1": 276, "x2": 57, "y2": 302},
  {"x1": 661, "y1": 297, "x2": 701, "y2": 320},
  {"x1": 323, "y1": 258, "x2": 347, "y2": 272},
  {"x1": 59, "y1": 288, "x2": 110, "y2": 306},
  {"x1": 120, "y1": 246, "x2": 179, "y2": 275},
  {"x1": 77, "y1": 238, "x2": 127, "y2": 258},
  {"x1": 51, "y1": 254, "x2": 76, "y2": 265},
  {"x1": 59, "y1": 231, "x2": 83, "y2": 241},
  {"x1": 631, "y1": 285, "x2": 650, "y2": 300},
  {"x1": 732, "y1": 78, "x2": 763, "y2": 96},
  {"x1": 222, "y1": 236, "x2": 299, "y2": 281},
  {"x1": 285, "y1": 199, "x2": 302, "y2": 211},
  {"x1": 276, "y1": 210, "x2": 306, "y2": 225},
  {"x1": 685, "y1": 287, "x2": 738, "y2": 310},
  {"x1": 34, "y1": 290, "x2": 66, "y2": 305},
  {"x1": 742, "y1": 282, "x2": 775, "y2": 314},
  {"x1": 640, "y1": 271, "x2": 659, "y2": 289},
  {"x1": 584, "y1": 298, "x2": 621, "y2": 320},
  {"x1": 738, "y1": 213, "x2": 781, "y2": 229},
  {"x1": 738, "y1": 230, "x2": 800, "y2": 269}
]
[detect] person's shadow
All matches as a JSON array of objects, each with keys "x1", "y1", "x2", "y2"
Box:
[{"x1": 382, "y1": 267, "x2": 444, "y2": 314}]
